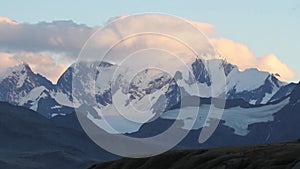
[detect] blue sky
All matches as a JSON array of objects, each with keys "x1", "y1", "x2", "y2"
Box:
[{"x1": 1, "y1": 0, "x2": 300, "y2": 81}]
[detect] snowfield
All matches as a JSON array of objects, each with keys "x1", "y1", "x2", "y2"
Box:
[{"x1": 161, "y1": 97, "x2": 289, "y2": 136}]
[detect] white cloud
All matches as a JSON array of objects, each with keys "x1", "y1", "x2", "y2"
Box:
[
  {"x1": 0, "y1": 16, "x2": 18, "y2": 25},
  {"x1": 0, "y1": 52, "x2": 19, "y2": 72},
  {"x1": 211, "y1": 38, "x2": 296, "y2": 80}
]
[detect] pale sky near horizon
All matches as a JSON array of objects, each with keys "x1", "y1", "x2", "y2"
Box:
[{"x1": 1, "y1": 0, "x2": 299, "y2": 82}]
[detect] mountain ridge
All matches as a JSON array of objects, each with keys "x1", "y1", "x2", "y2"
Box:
[{"x1": 0, "y1": 59, "x2": 295, "y2": 118}]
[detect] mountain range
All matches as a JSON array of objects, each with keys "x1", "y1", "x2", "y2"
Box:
[
  {"x1": 0, "y1": 58, "x2": 300, "y2": 168},
  {"x1": 0, "y1": 59, "x2": 296, "y2": 118}
]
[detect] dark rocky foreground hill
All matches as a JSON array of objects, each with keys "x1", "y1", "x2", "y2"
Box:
[{"x1": 89, "y1": 140, "x2": 300, "y2": 169}]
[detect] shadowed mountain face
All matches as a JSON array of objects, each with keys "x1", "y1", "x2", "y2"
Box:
[
  {"x1": 89, "y1": 140, "x2": 300, "y2": 169},
  {"x1": 0, "y1": 102, "x2": 117, "y2": 169}
]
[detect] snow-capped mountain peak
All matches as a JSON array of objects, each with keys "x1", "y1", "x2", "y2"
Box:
[
  {"x1": 0, "y1": 59, "x2": 296, "y2": 119},
  {"x1": 0, "y1": 63, "x2": 58, "y2": 116},
  {"x1": 0, "y1": 63, "x2": 31, "y2": 84}
]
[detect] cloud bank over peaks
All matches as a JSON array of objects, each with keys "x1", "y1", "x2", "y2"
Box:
[
  {"x1": 0, "y1": 17, "x2": 97, "y2": 55},
  {"x1": 0, "y1": 15, "x2": 296, "y2": 82}
]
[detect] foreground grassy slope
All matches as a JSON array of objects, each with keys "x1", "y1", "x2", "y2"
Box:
[{"x1": 89, "y1": 140, "x2": 300, "y2": 169}]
